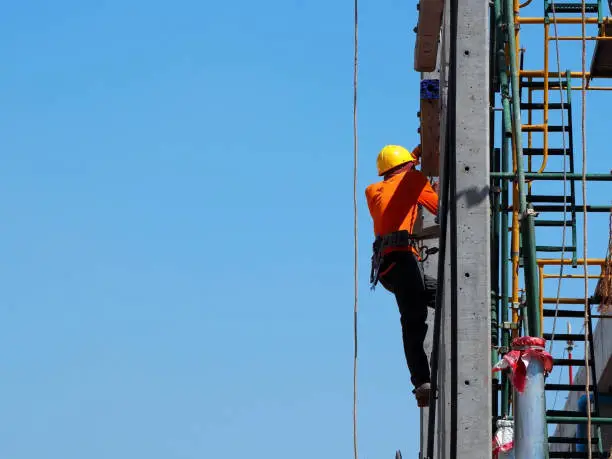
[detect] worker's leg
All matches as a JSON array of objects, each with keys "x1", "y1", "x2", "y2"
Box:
[
  {"x1": 380, "y1": 252, "x2": 431, "y2": 389},
  {"x1": 377, "y1": 260, "x2": 397, "y2": 294},
  {"x1": 380, "y1": 258, "x2": 437, "y2": 308}
]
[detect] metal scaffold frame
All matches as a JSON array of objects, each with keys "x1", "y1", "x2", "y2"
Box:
[
  {"x1": 416, "y1": 0, "x2": 612, "y2": 454},
  {"x1": 489, "y1": 0, "x2": 612, "y2": 455}
]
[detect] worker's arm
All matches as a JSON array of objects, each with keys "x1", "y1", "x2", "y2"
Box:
[
  {"x1": 364, "y1": 185, "x2": 375, "y2": 215},
  {"x1": 364, "y1": 185, "x2": 378, "y2": 229},
  {"x1": 411, "y1": 144, "x2": 422, "y2": 166},
  {"x1": 417, "y1": 176, "x2": 439, "y2": 215}
]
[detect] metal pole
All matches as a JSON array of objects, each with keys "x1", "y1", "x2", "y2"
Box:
[
  {"x1": 490, "y1": 0, "x2": 500, "y2": 375},
  {"x1": 499, "y1": 415, "x2": 612, "y2": 424},
  {"x1": 492, "y1": 146, "x2": 501, "y2": 429},
  {"x1": 503, "y1": 0, "x2": 541, "y2": 336},
  {"x1": 512, "y1": 338, "x2": 550, "y2": 459},
  {"x1": 491, "y1": 172, "x2": 612, "y2": 181},
  {"x1": 523, "y1": 205, "x2": 541, "y2": 336},
  {"x1": 495, "y1": 0, "x2": 511, "y2": 417}
]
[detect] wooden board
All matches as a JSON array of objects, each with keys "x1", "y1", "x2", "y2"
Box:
[
  {"x1": 419, "y1": 79, "x2": 441, "y2": 176},
  {"x1": 414, "y1": 0, "x2": 445, "y2": 72}
]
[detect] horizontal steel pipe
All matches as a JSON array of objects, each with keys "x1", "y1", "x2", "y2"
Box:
[
  {"x1": 491, "y1": 172, "x2": 612, "y2": 181},
  {"x1": 495, "y1": 416, "x2": 612, "y2": 424}
]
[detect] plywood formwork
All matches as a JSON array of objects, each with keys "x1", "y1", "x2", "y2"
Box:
[
  {"x1": 414, "y1": 0, "x2": 445, "y2": 72},
  {"x1": 419, "y1": 79, "x2": 441, "y2": 177}
]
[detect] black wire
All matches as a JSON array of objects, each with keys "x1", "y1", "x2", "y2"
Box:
[
  {"x1": 448, "y1": 0, "x2": 459, "y2": 452},
  {"x1": 425, "y1": 16, "x2": 459, "y2": 459},
  {"x1": 424, "y1": 0, "x2": 459, "y2": 456},
  {"x1": 425, "y1": 95, "x2": 450, "y2": 459}
]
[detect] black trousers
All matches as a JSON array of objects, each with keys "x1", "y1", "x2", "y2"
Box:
[{"x1": 378, "y1": 250, "x2": 437, "y2": 389}]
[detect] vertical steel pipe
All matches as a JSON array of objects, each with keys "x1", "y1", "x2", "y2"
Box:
[
  {"x1": 495, "y1": 0, "x2": 512, "y2": 416},
  {"x1": 504, "y1": 0, "x2": 541, "y2": 336},
  {"x1": 513, "y1": 338, "x2": 550, "y2": 458},
  {"x1": 514, "y1": 357, "x2": 548, "y2": 457}
]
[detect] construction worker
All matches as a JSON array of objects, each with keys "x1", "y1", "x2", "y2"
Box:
[{"x1": 365, "y1": 144, "x2": 439, "y2": 408}]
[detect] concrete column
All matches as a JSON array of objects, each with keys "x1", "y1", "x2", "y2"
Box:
[
  {"x1": 418, "y1": 0, "x2": 493, "y2": 454},
  {"x1": 452, "y1": 0, "x2": 493, "y2": 452}
]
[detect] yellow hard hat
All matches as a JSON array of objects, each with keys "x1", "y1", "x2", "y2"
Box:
[{"x1": 376, "y1": 145, "x2": 416, "y2": 176}]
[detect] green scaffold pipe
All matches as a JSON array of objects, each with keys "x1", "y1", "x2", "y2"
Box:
[{"x1": 503, "y1": 0, "x2": 541, "y2": 337}]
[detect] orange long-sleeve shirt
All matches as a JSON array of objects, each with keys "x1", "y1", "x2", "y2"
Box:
[{"x1": 365, "y1": 169, "x2": 439, "y2": 255}]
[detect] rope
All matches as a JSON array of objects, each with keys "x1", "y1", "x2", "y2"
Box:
[
  {"x1": 426, "y1": 47, "x2": 458, "y2": 458},
  {"x1": 425, "y1": 84, "x2": 452, "y2": 459},
  {"x1": 579, "y1": 0, "x2": 593, "y2": 456},
  {"x1": 546, "y1": 0, "x2": 571, "y2": 356},
  {"x1": 352, "y1": 0, "x2": 359, "y2": 456}
]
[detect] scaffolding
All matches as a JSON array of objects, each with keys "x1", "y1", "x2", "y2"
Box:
[
  {"x1": 406, "y1": 0, "x2": 612, "y2": 454},
  {"x1": 490, "y1": 0, "x2": 612, "y2": 455}
]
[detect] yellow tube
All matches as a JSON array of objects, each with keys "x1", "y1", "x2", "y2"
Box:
[
  {"x1": 511, "y1": 142, "x2": 520, "y2": 337},
  {"x1": 574, "y1": 86, "x2": 612, "y2": 90},
  {"x1": 536, "y1": 258, "x2": 606, "y2": 266},
  {"x1": 526, "y1": 86, "x2": 612, "y2": 91},
  {"x1": 542, "y1": 297, "x2": 594, "y2": 304},
  {"x1": 539, "y1": 266, "x2": 544, "y2": 331},
  {"x1": 514, "y1": 0, "x2": 521, "y2": 87},
  {"x1": 548, "y1": 36, "x2": 612, "y2": 40},
  {"x1": 505, "y1": 296, "x2": 603, "y2": 304},
  {"x1": 522, "y1": 124, "x2": 547, "y2": 131},
  {"x1": 543, "y1": 274, "x2": 602, "y2": 279},
  {"x1": 520, "y1": 70, "x2": 590, "y2": 77},
  {"x1": 518, "y1": 17, "x2": 602, "y2": 24},
  {"x1": 510, "y1": 8, "x2": 521, "y2": 337}
]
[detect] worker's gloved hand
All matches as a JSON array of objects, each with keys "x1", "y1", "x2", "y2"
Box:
[
  {"x1": 432, "y1": 180, "x2": 440, "y2": 194},
  {"x1": 412, "y1": 144, "x2": 422, "y2": 160}
]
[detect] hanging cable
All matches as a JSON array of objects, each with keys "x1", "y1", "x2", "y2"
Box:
[
  {"x1": 352, "y1": 0, "x2": 359, "y2": 457},
  {"x1": 448, "y1": 9, "x2": 459, "y2": 457},
  {"x1": 425, "y1": 58, "x2": 451, "y2": 459},
  {"x1": 579, "y1": 0, "x2": 593, "y2": 456},
  {"x1": 424, "y1": 2, "x2": 460, "y2": 455},
  {"x1": 425, "y1": 0, "x2": 459, "y2": 456}
]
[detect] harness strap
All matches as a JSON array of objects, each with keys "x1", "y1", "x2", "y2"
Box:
[
  {"x1": 370, "y1": 230, "x2": 418, "y2": 289},
  {"x1": 378, "y1": 262, "x2": 396, "y2": 278}
]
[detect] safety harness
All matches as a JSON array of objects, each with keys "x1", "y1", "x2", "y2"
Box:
[
  {"x1": 369, "y1": 230, "x2": 418, "y2": 289},
  {"x1": 369, "y1": 229, "x2": 440, "y2": 289}
]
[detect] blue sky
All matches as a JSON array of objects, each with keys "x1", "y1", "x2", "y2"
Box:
[
  {"x1": 0, "y1": 0, "x2": 610, "y2": 458},
  {"x1": 0, "y1": 1, "x2": 426, "y2": 458}
]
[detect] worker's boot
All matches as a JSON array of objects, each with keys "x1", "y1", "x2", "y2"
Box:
[{"x1": 414, "y1": 382, "x2": 431, "y2": 408}]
